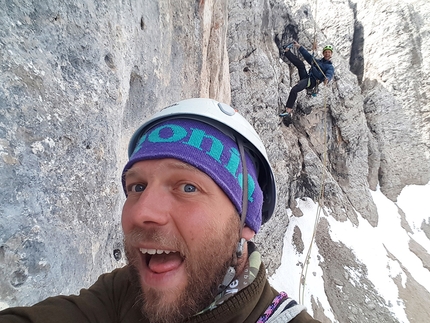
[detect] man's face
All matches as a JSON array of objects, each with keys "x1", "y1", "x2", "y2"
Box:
[
  {"x1": 323, "y1": 49, "x2": 332, "y2": 60},
  {"x1": 122, "y1": 158, "x2": 240, "y2": 323}
]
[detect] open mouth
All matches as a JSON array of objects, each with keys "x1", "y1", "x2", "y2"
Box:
[{"x1": 140, "y1": 248, "x2": 185, "y2": 274}]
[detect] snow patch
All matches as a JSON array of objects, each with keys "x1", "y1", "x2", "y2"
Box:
[{"x1": 270, "y1": 182, "x2": 430, "y2": 323}]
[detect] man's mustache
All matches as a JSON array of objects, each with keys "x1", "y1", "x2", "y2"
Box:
[{"x1": 124, "y1": 227, "x2": 188, "y2": 258}]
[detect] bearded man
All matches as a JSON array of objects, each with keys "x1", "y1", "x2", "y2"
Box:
[{"x1": 0, "y1": 98, "x2": 321, "y2": 323}]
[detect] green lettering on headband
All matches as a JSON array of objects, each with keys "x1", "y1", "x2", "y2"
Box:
[
  {"x1": 225, "y1": 147, "x2": 240, "y2": 179},
  {"x1": 184, "y1": 127, "x2": 223, "y2": 163},
  {"x1": 132, "y1": 133, "x2": 148, "y2": 156},
  {"x1": 148, "y1": 124, "x2": 187, "y2": 143}
]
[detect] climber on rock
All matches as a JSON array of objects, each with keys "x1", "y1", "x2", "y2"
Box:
[{"x1": 279, "y1": 40, "x2": 334, "y2": 118}]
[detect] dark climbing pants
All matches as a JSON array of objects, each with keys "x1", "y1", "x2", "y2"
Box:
[{"x1": 285, "y1": 50, "x2": 316, "y2": 109}]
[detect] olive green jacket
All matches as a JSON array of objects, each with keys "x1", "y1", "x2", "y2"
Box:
[{"x1": 0, "y1": 264, "x2": 320, "y2": 323}]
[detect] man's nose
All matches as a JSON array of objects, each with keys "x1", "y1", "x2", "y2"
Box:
[{"x1": 122, "y1": 185, "x2": 171, "y2": 228}]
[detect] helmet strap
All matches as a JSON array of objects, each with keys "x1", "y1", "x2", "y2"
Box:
[
  {"x1": 217, "y1": 136, "x2": 249, "y2": 294},
  {"x1": 237, "y1": 135, "x2": 249, "y2": 240}
]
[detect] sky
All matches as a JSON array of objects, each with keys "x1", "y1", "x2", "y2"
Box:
[{"x1": 270, "y1": 182, "x2": 430, "y2": 323}]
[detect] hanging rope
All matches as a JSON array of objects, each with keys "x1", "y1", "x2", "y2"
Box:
[
  {"x1": 298, "y1": 0, "x2": 330, "y2": 305},
  {"x1": 312, "y1": 56, "x2": 328, "y2": 80},
  {"x1": 312, "y1": 0, "x2": 318, "y2": 52},
  {"x1": 298, "y1": 89, "x2": 329, "y2": 305}
]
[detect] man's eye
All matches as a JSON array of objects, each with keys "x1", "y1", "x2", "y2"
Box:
[
  {"x1": 183, "y1": 183, "x2": 197, "y2": 193},
  {"x1": 130, "y1": 184, "x2": 146, "y2": 193}
]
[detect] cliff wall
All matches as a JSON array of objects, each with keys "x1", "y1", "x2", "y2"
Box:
[{"x1": 1, "y1": 0, "x2": 429, "y2": 321}]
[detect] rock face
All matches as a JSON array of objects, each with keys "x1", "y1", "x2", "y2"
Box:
[
  {"x1": 0, "y1": 0, "x2": 231, "y2": 308},
  {"x1": 1, "y1": 0, "x2": 429, "y2": 322}
]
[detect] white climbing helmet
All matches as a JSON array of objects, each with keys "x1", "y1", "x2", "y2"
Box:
[{"x1": 127, "y1": 98, "x2": 277, "y2": 225}]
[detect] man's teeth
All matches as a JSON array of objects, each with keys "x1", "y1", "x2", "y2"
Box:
[{"x1": 139, "y1": 248, "x2": 173, "y2": 255}]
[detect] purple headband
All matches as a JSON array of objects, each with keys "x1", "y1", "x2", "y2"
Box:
[{"x1": 122, "y1": 119, "x2": 264, "y2": 233}]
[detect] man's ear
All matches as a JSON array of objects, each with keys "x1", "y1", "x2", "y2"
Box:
[{"x1": 242, "y1": 226, "x2": 256, "y2": 241}]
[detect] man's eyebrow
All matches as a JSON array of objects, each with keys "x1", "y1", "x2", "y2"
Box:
[
  {"x1": 124, "y1": 159, "x2": 200, "y2": 180},
  {"x1": 168, "y1": 160, "x2": 200, "y2": 172},
  {"x1": 124, "y1": 167, "x2": 140, "y2": 182}
]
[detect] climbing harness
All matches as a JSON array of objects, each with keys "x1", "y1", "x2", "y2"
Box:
[
  {"x1": 306, "y1": 80, "x2": 320, "y2": 97},
  {"x1": 306, "y1": 51, "x2": 329, "y2": 98}
]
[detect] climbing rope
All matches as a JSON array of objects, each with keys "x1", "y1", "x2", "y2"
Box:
[
  {"x1": 298, "y1": 0, "x2": 330, "y2": 305},
  {"x1": 298, "y1": 88, "x2": 329, "y2": 305},
  {"x1": 312, "y1": 0, "x2": 318, "y2": 52},
  {"x1": 312, "y1": 55, "x2": 328, "y2": 80},
  {"x1": 309, "y1": 0, "x2": 330, "y2": 82}
]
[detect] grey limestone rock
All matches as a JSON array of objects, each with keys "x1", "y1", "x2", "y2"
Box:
[{"x1": 1, "y1": 0, "x2": 429, "y2": 322}]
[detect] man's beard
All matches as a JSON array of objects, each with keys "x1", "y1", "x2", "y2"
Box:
[{"x1": 124, "y1": 213, "x2": 241, "y2": 323}]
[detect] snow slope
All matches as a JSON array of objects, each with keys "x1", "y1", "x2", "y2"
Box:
[{"x1": 270, "y1": 182, "x2": 430, "y2": 323}]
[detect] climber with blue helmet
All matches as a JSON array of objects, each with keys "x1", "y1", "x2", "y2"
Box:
[
  {"x1": 279, "y1": 41, "x2": 335, "y2": 121},
  {"x1": 0, "y1": 98, "x2": 321, "y2": 323}
]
